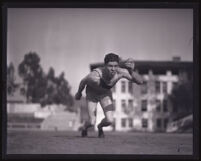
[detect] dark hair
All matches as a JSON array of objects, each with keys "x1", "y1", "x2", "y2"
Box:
[{"x1": 104, "y1": 53, "x2": 119, "y2": 64}]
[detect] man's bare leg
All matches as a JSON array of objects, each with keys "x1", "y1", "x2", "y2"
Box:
[
  {"x1": 97, "y1": 105, "x2": 114, "y2": 138},
  {"x1": 81, "y1": 100, "x2": 97, "y2": 137}
]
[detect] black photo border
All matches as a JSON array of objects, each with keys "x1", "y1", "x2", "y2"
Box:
[{"x1": 1, "y1": 0, "x2": 199, "y2": 160}]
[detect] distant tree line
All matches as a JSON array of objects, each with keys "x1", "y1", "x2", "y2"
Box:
[
  {"x1": 7, "y1": 52, "x2": 74, "y2": 112},
  {"x1": 7, "y1": 62, "x2": 18, "y2": 96}
]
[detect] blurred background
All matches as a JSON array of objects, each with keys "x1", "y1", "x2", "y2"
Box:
[{"x1": 7, "y1": 8, "x2": 193, "y2": 133}]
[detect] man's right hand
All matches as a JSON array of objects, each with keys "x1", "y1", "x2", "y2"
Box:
[
  {"x1": 119, "y1": 58, "x2": 135, "y2": 70},
  {"x1": 123, "y1": 58, "x2": 135, "y2": 70},
  {"x1": 75, "y1": 92, "x2": 82, "y2": 100}
]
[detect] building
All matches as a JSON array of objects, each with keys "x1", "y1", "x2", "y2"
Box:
[
  {"x1": 7, "y1": 83, "x2": 81, "y2": 131},
  {"x1": 90, "y1": 58, "x2": 193, "y2": 132}
]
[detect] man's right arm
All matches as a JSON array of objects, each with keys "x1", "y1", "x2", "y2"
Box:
[
  {"x1": 86, "y1": 71, "x2": 109, "y2": 93},
  {"x1": 77, "y1": 76, "x2": 88, "y2": 94},
  {"x1": 75, "y1": 71, "x2": 108, "y2": 100},
  {"x1": 75, "y1": 76, "x2": 88, "y2": 100}
]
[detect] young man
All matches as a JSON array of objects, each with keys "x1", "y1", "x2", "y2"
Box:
[{"x1": 75, "y1": 53, "x2": 144, "y2": 138}]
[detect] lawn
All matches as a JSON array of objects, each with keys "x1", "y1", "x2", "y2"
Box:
[{"x1": 6, "y1": 130, "x2": 193, "y2": 155}]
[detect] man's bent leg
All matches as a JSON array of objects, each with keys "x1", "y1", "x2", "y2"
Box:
[
  {"x1": 97, "y1": 109, "x2": 114, "y2": 138},
  {"x1": 98, "y1": 96, "x2": 115, "y2": 138},
  {"x1": 98, "y1": 109, "x2": 114, "y2": 128},
  {"x1": 86, "y1": 100, "x2": 97, "y2": 128},
  {"x1": 99, "y1": 95, "x2": 115, "y2": 127},
  {"x1": 81, "y1": 100, "x2": 97, "y2": 137}
]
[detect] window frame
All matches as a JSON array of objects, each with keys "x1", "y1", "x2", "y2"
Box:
[
  {"x1": 141, "y1": 99, "x2": 148, "y2": 112},
  {"x1": 121, "y1": 81, "x2": 126, "y2": 93},
  {"x1": 142, "y1": 118, "x2": 148, "y2": 128}
]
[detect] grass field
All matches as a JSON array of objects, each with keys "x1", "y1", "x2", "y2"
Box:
[{"x1": 6, "y1": 130, "x2": 193, "y2": 155}]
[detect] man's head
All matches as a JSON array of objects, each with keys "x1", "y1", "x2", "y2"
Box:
[
  {"x1": 104, "y1": 53, "x2": 120, "y2": 77},
  {"x1": 104, "y1": 53, "x2": 120, "y2": 64}
]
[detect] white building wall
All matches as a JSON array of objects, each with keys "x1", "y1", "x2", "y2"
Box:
[
  {"x1": 113, "y1": 79, "x2": 134, "y2": 131},
  {"x1": 7, "y1": 103, "x2": 41, "y2": 113},
  {"x1": 95, "y1": 70, "x2": 180, "y2": 132}
]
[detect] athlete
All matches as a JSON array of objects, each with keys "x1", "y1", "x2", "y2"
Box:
[{"x1": 75, "y1": 53, "x2": 144, "y2": 138}]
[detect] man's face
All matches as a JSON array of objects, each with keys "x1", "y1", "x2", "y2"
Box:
[{"x1": 105, "y1": 61, "x2": 119, "y2": 77}]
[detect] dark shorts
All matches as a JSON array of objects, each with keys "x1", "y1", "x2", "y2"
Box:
[{"x1": 86, "y1": 86, "x2": 114, "y2": 112}]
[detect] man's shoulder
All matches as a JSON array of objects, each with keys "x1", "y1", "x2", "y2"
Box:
[
  {"x1": 88, "y1": 69, "x2": 101, "y2": 80},
  {"x1": 92, "y1": 67, "x2": 104, "y2": 76},
  {"x1": 93, "y1": 67, "x2": 105, "y2": 72},
  {"x1": 93, "y1": 67, "x2": 102, "y2": 72}
]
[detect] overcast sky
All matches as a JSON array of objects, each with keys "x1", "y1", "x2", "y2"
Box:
[{"x1": 7, "y1": 8, "x2": 193, "y2": 95}]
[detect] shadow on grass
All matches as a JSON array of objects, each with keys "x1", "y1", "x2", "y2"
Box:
[{"x1": 52, "y1": 135, "x2": 98, "y2": 139}]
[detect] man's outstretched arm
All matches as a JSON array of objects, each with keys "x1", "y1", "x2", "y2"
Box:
[
  {"x1": 75, "y1": 76, "x2": 88, "y2": 100},
  {"x1": 127, "y1": 69, "x2": 144, "y2": 85},
  {"x1": 120, "y1": 58, "x2": 144, "y2": 85}
]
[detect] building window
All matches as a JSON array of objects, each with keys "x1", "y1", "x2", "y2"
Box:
[
  {"x1": 128, "y1": 82, "x2": 133, "y2": 94},
  {"x1": 142, "y1": 118, "x2": 148, "y2": 128},
  {"x1": 113, "y1": 99, "x2": 116, "y2": 111},
  {"x1": 121, "y1": 81, "x2": 126, "y2": 93},
  {"x1": 128, "y1": 99, "x2": 133, "y2": 109},
  {"x1": 121, "y1": 99, "x2": 126, "y2": 112},
  {"x1": 112, "y1": 118, "x2": 116, "y2": 131},
  {"x1": 113, "y1": 118, "x2": 116, "y2": 130},
  {"x1": 141, "y1": 81, "x2": 147, "y2": 94},
  {"x1": 164, "y1": 118, "x2": 169, "y2": 129},
  {"x1": 128, "y1": 118, "x2": 133, "y2": 127},
  {"x1": 121, "y1": 118, "x2": 126, "y2": 127},
  {"x1": 156, "y1": 99, "x2": 161, "y2": 112},
  {"x1": 155, "y1": 81, "x2": 160, "y2": 93},
  {"x1": 156, "y1": 118, "x2": 161, "y2": 128},
  {"x1": 162, "y1": 81, "x2": 167, "y2": 94},
  {"x1": 141, "y1": 100, "x2": 147, "y2": 112},
  {"x1": 163, "y1": 100, "x2": 168, "y2": 112}
]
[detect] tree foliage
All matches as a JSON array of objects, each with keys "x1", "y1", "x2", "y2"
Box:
[
  {"x1": 18, "y1": 52, "x2": 74, "y2": 111},
  {"x1": 169, "y1": 81, "x2": 193, "y2": 120},
  {"x1": 41, "y1": 70, "x2": 74, "y2": 111},
  {"x1": 18, "y1": 52, "x2": 45, "y2": 102},
  {"x1": 7, "y1": 62, "x2": 18, "y2": 95}
]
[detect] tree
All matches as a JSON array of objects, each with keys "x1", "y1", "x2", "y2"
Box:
[
  {"x1": 47, "y1": 67, "x2": 55, "y2": 81},
  {"x1": 56, "y1": 72, "x2": 74, "y2": 108},
  {"x1": 168, "y1": 81, "x2": 193, "y2": 120},
  {"x1": 18, "y1": 52, "x2": 74, "y2": 111},
  {"x1": 40, "y1": 69, "x2": 74, "y2": 111},
  {"x1": 7, "y1": 62, "x2": 18, "y2": 95},
  {"x1": 18, "y1": 52, "x2": 46, "y2": 102}
]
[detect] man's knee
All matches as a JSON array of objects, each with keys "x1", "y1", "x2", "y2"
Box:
[
  {"x1": 104, "y1": 109, "x2": 114, "y2": 125},
  {"x1": 105, "y1": 117, "x2": 114, "y2": 126},
  {"x1": 104, "y1": 104, "x2": 115, "y2": 112},
  {"x1": 88, "y1": 114, "x2": 96, "y2": 125}
]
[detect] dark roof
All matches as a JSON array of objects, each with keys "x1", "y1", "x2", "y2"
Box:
[{"x1": 90, "y1": 60, "x2": 193, "y2": 74}]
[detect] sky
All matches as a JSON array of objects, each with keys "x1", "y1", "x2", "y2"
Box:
[{"x1": 7, "y1": 8, "x2": 193, "y2": 95}]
